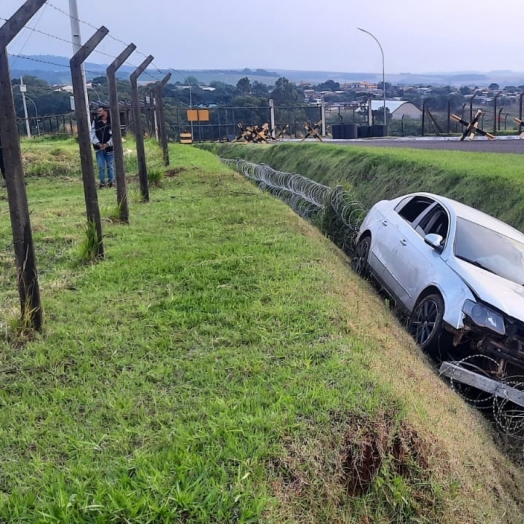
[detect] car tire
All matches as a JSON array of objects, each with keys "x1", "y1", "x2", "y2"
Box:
[
  {"x1": 352, "y1": 235, "x2": 371, "y2": 277},
  {"x1": 408, "y1": 293, "x2": 448, "y2": 356}
]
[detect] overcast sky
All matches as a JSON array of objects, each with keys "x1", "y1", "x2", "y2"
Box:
[{"x1": 1, "y1": 0, "x2": 523, "y2": 77}]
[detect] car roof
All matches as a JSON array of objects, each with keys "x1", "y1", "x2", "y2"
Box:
[{"x1": 403, "y1": 192, "x2": 524, "y2": 241}]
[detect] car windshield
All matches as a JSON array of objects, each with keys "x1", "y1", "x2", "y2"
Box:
[{"x1": 454, "y1": 218, "x2": 524, "y2": 285}]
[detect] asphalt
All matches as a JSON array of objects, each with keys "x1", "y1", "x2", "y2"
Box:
[{"x1": 321, "y1": 136, "x2": 524, "y2": 154}]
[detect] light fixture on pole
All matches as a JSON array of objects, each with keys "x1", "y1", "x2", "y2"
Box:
[{"x1": 357, "y1": 27, "x2": 387, "y2": 126}]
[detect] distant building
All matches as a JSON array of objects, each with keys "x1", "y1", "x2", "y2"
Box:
[{"x1": 371, "y1": 100, "x2": 422, "y2": 120}]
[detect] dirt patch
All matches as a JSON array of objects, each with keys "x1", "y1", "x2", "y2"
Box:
[
  {"x1": 342, "y1": 413, "x2": 431, "y2": 497},
  {"x1": 268, "y1": 411, "x2": 451, "y2": 523},
  {"x1": 165, "y1": 167, "x2": 186, "y2": 177}
]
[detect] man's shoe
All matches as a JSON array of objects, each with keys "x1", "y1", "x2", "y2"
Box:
[
  {"x1": 99, "y1": 183, "x2": 106, "y2": 189},
  {"x1": 108, "y1": 181, "x2": 113, "y2": 188}
]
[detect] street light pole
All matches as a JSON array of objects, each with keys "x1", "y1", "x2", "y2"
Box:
[
  {"x1": 20, "y1": 77, "x2": 31, "y2": 138},
  {"x1": 25, "y1": 95, "x2": 39, "y2": 135},
  {"x1": 69, "y1": 0, "x2": 90, "y2": 123},
  {"x1": 357, "y1": 27, "x2": 387, "y2": 126}
]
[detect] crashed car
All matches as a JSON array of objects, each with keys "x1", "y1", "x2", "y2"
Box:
[{"x1": 353, "y1": 192, "x2": 524, "y2": 373}]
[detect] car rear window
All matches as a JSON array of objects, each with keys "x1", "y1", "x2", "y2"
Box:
[{"x1": 396, "y1": 197, "x2": 434, "y2": 223}]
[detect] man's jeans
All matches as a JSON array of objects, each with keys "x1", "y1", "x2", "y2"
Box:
[{"x1": 96, "y1": 149, "x2": 115, "y2": 184}]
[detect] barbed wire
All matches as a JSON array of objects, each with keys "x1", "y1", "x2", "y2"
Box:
[
  {"x1": 221, "y1": 158, "x2": 366, "y2": 254},
  {"x1": 42, "y1": 1, "x2": 159, "y2": 82},
  {"x1": 6, "y1": 52, "x2": 106, "y2": 77},
  {"x1": 445, "y1": 353, "x2": 524, "y2": 439},
  {"x1": 4, "y1": 3, "x2": 168, "y2": 85},
  {"x1": 7, "y1": 3, "x2": 47, "y2": 67},
  {"x1": 44, "y1": 1, "x2": 98, "y2": 31}
]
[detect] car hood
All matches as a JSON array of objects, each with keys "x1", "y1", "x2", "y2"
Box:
[{"x1": 448, "y1": 258, "x2": 524, "y2": 321}]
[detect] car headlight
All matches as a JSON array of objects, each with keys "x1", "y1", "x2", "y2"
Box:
[{"x1": 462, "y1": 300, "x2": 505, "y2": 335}]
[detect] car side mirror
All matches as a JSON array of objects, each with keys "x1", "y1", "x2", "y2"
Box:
[{"x1": 424, "y1": 233, "x2": 444, "y2": 251}]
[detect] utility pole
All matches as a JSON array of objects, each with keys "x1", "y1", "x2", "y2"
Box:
[
  {"x1": 20, "y1": 76, "x2": 31, "y2": 138},
  {"x1": 69, "y1": 0, "x2": 90, "y2": 122}
]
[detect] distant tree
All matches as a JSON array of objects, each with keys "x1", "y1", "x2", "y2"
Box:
[
  {"x1": 186, "y1": 75, "x2": 200, "y2": 86},
  {"x1": 252, "y1": 81, "x2": 269, "y2": 97},
  {"x1": 208, "y1": 82, "x2": 236, "y2": 104},
  {"x1": 489, "y1": 83, "x2": 500, "y2": 91},
  {"x1": 459, "y1": 86, "x2": 472, "y2": 95},
  {"x1": 236, "y1": 77, "x2": 251, "y2": 95},
  {"x1": 11, "y1": 75, "x2": 48, "y2": 89},
  {"x1": 270, "y1": 77, "x2": 300, "y2": 106},
  {"x1": 504, "y1": 85, "x2": 517, "y2": 92},
  {"x1": 316, "y1": 79, "x2": 340, "y2": 91},
  {"x1": 91, "y1": 76, "x2": 108, "y2": 86}
]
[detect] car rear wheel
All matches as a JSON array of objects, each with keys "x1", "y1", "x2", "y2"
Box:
[
  {"x1": 352, "y1": 236, "x2": 370, "y2": 277},
  {"x1": 408, "y1": 293, "x2": 447, "y2": 355}
]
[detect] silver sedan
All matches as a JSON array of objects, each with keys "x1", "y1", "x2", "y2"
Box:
[{"x1": 353, "y1": 192, "x2": 524, "y2": 373}]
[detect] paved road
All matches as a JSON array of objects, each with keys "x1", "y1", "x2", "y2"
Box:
[{"x1": 325, "y1": 137, "x2": 524, "y2": 154}]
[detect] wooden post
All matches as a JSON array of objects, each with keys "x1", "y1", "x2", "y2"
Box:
[
  {"x1": 155, "y1": 73, "x2": 171, "y2": 167},
  {"x1": 70, "y1": 26, "x2": 109, "y2": 259},
  {"x1": 0, "y1": 0, "x2": 46, "y2": 330},
  {"x1": 130, "y1": 55, "x2": 153, "y2": 202},
  {"x1": 107, "y1": 43, "x2": 136, "y2": 224}
]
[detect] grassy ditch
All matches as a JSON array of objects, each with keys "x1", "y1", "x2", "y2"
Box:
[
  {"x1": 201, "y1": 143, "x2": 524, "y2": 231},
  {"x1": 1, "y1": 141, "x2": 524, "y2": 522}
]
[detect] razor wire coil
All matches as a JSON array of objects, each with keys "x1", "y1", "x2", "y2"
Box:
[{"x1": 221, "y1": 158, "x2": 367, "y2": 254}]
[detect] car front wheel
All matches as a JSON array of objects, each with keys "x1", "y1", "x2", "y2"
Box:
[{"x1": 408, "y1": 293, "x2": 447, "y2": 355}]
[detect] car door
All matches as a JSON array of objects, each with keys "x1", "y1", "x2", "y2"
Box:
[
  {"x1": 390, "y1": 203, "x2": 451, "y2": 310},
  {"x1": 377, "y1": 196, "x2": 436, "y2": 303}
]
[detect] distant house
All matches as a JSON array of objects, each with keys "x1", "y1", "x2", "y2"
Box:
[{"x1": 371, "y1": 100, "x2": 422, "y2": 120}]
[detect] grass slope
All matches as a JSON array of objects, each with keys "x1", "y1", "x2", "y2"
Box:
[
  {"x1": 202, "y1": 143, "x2": 524, "y2": 231},
  {"x1": 0, "y1": 141, "x2": 523, "y2": 522}
]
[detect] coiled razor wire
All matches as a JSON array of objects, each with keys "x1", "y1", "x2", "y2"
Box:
[
  {"x1": 448, "y1": 354, "x2": 524, "y2": 439},
  {"x1": 221, "y1": 158, "x2": 367, "y2": 254}
]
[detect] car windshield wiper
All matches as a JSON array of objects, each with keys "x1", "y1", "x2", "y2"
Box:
[{"x1": 455, "y1": 255, "x2": 497, "y2": 275}]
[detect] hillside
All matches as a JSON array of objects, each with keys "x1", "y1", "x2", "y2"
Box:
[
  {"x1": 1, "y1": 140, "x2": 524, "y2": 522},
  {"x1": 10, "y1": 55, "x2": 524, "y2": 87}
]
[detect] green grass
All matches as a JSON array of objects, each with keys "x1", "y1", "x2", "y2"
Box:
[
  {"x1": 1, "y1": 140, "x2": 524, "y2": 522},
  {"x1": 201, "y1": 143, "x2": 524, "y2": 231}
]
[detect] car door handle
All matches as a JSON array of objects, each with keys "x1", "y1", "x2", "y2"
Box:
[
  {"x1": 400, "y1": 239, "x2": 407, "y2": 246},
  {"x1": 382, "y1": 220, "x2": 388, "y2": 226}
]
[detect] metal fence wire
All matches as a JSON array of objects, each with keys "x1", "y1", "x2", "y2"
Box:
[{"x1": 221, "y1": 158, "x2": 367, "y2": 254}]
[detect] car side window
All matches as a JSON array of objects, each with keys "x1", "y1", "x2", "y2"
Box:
[
  {"x1": 415, "y1": 205, "x2": 449, "y2": 242},
  {"x1": 395, "y1": 197, "x2": 434, "y2": 224}
]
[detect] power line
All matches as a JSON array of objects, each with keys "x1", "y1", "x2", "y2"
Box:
[
  {"x1": 3, "y1": 5, "x2": 167, "y2": 86},
  {"x1": 8, "y1": 4, "x2": 48, "y2": 67},
  {"x1": 42, "y1": 2, "x2": 162, "y2": 82},
  {"x1": 44, "y1": 1, "x2": 98, "y2": 31},
  {"x1": 1, "y1": 16, "x2": 75, "y2": 48},
  {"x1": 6, "y1": 52, "x2": 110, "y2": 77}
]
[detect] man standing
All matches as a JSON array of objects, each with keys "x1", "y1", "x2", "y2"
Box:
[{"x1": 90, "y1": 106, "x2": 115, "y2": 188}]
